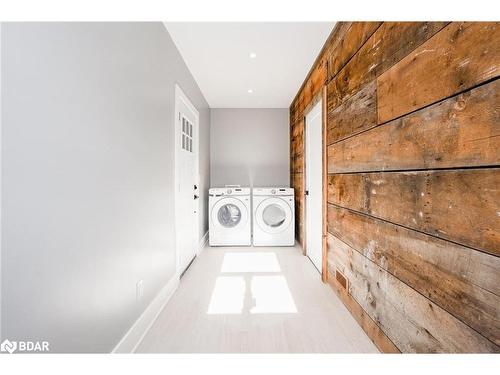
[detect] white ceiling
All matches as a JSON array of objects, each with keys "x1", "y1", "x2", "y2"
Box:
[{"x1": 165, "y1": 22, "x2": 335, "y2": 108}]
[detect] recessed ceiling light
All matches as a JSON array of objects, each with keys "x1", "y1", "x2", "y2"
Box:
[
  {"x1": 247, "y1": 89, "x2": 253, "y2": 94},
  {"x1": 249, "y1": 52, "x2": 257, "y2": 59}
]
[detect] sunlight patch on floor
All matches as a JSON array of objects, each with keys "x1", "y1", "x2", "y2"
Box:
[
  {"x1": 207, "y1": 276, "x2": 245, "y2": 314},
  {"x1": 220, "y1": 252, "x2": 281, "y2": 273},
  {"x1": 137, "y1": 245, "x2": 379, "y2": 353},
  {"x1": 207, "y1": 252, "x2": 297, "y2": 315},
  {"x1": 250, "y1": 275, "x2": 297, "y2": 314}
]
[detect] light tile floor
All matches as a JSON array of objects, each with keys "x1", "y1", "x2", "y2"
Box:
[{"x1": 136, "y1": 244, "x2": 378, "y2": 353}]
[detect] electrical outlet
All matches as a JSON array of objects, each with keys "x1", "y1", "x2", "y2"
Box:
[{"x1": 136, "y1": 280, "x2": 144, "y2": 301}]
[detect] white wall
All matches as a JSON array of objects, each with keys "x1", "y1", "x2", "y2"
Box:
[
  {"x1": 210, "y1": 108, "x2": 289, "y2": 187},
  {"x1": 1, "y1": 22, "x2": 210, "y2": 352}
]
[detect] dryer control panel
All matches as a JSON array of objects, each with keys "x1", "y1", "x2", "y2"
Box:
[{"x1": 253, "y1": 187, "x2": 294, "y2": 196}]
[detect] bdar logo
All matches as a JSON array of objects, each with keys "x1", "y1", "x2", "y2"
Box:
[
  {"x1": 1, "y1": 339, "x2": 17, "y2": 354},
  {"x1": 0, "y1": 339, "x2": 49, "y2": 353}
]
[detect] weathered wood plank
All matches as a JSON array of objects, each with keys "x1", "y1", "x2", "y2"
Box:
[
  {"x1": 291, "y1": 172, "x2": 305, "y2": 248},
  {"x1": 296, "y1": 205, "x2": 304, "y2": 249},
  {"x1": 296, "y1": 219, "x2": 304, "y2": 249},
  {"x1": 290, "y1": 119, "x2": 304, "y2": 157},
  {"x1": 290, "y1": 118, "x2": 300, "y2": 173},
  {"x1": 328, "y1": 22, "x2": 448, "y2": 111},
  {"x1": 327, "y1": 169, "x2": 500, "y2": 256},
  {"x1": 378, "y1": 22, "x2": 500, "y2": 124},
  {"x1": 291, "y1": 173, "x2": 303, "y2": 196},
  {"x1": 308, "y1": 57, "x2": 327, "y2": 99},
  {"x1": 300, "y1": 83, "x2": 312, "y2": 113},
  {"x1": 326, "y1": 22, "x2": 382, "y2": 81},
  {"x1": 328, "y1": 204, "x2": 500, "y2": 344},
  {"x1": 327, "y1": 271, "x2": 400, "y2": 353},
  {"x1": 292, "y1": 98, "x2": 302, "y2": 123},
  {"x1": 328, "y1": 233, "x2": 500, "y2": 352},
  {"x1": 321, "y1": 87, "x2": 328, "y2": 282},
  {"x1": 290, "y1": 105, "x2": 298, "y2": 126},
  {"x1": 290, "y1": 23, "x2": 341, "y2": 111},
  {"x1": 295, "y1": 92, "x2": 305, "y2": 116},
  {"x1": 292, "y1": 21, "x2": 500, "y2": 354},
  {"x1": 327, "y1": 80, "x2": 377, "y2": 145},
  {"x1": 328, "y1": 79, "x2": 500, "y2": 172},
  {"x1": 291, "y1": 153, "x2": 304, "y2": 174}
]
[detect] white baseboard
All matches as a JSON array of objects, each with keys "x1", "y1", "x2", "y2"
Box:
[
  {"x1": 112, "y1": 274, "x2": 179, "y2": 353},
  {"x1": 112, "y1": 232, "x2": 207, "y2": 353},
  {"x1": 197, "y1": 231, "x2": 209, "y2": 255}
]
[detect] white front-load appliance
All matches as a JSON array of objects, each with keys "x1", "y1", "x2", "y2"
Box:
[
  {"x1": 252, "y1": 187, "x2": 295, "y2": 246},
  {"x1": 209, "y1": 187, "x2": 251, "y2": 246}
]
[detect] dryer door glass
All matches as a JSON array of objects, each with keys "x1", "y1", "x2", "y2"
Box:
[
  {"x1": 218, "y1": 203, "x2": 241, "y2": 228},
  {"x1": 262, "y1": 204, "x2": 286, "y2": 228}
]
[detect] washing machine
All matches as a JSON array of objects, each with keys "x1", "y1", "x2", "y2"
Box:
[
  {"x1": 209, "y1": 186, "x2": 252, "y2": 246},
  {"x1": 252, "y1": 187, "x2": 295, "y2": 246}
]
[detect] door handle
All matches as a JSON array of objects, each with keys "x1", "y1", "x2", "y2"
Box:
[{"x1": 194, "y1": 194, "x2": 199, "y2": 200}]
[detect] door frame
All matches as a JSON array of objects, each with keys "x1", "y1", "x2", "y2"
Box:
[
  {"x1": 174, "y1": 84, "x2": 200, "y2": 278},
  {"x1": 303, "y1": 88, "x2": 328, "y2": 282}
]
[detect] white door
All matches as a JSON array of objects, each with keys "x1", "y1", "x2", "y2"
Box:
[
  {"x1": 175, "y1": 85, "x2": 200, "y2": 276},
  {"x1": 305, "y1": 100, "x2": 323, "y2": 274}
]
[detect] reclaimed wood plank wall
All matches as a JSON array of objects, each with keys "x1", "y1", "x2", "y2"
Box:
[{"x1": 289, "y1": 22, "x2": 500, "y2": 353}]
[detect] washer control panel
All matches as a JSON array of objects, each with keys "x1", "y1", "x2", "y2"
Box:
[{"x1": 209, "y1": 187, "x2": 250, "y2": 196}]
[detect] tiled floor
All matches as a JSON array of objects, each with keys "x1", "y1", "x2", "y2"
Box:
[{"x1": 136, "y1": 244, "x2": 378, "y2": 353}]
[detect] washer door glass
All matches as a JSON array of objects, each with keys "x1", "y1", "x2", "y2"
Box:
[
  {"x1": 262, "y1": 204, "x2": 286, "y2": 228},
  {"x1": 218, "y1": 203, "x2": 241, "y2": 228}
]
